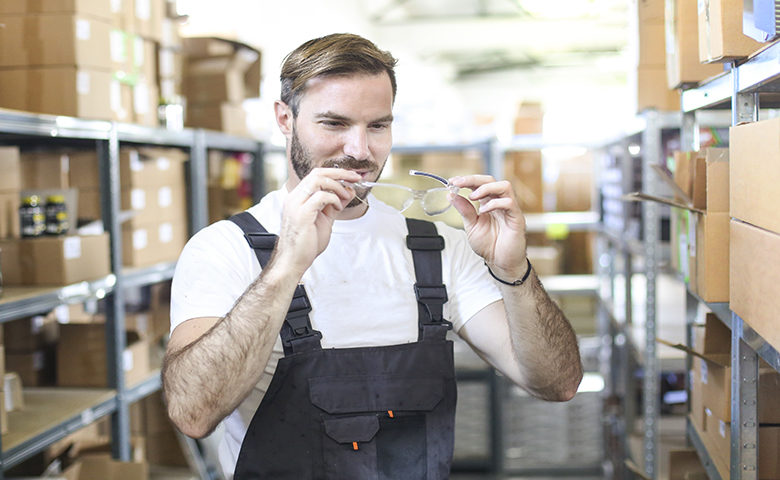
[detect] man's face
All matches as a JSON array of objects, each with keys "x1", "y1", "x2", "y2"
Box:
[{"x1": 286, "y1": 73, "x2": 394, "y2": 195}]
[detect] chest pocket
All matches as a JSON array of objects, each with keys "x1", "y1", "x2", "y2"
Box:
[{"x1": 310, "y1": 375, "x2": 444, "y2": 480}]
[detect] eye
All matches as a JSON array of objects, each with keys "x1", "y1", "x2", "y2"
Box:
[
  {"x1": 369, "y1": 122, "x2": 390, "y2": 131},
  {"x1": 320, "y1": 120, "x2": 345, "y2": 128}
]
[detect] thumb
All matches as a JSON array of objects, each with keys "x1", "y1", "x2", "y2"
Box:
[{"x1": 449, "y1": 193, "x2": 478, "y2": 230}]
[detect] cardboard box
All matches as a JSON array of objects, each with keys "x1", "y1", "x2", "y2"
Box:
[
  {"x1": 4, "y1": 372, "x2": 25, "y2": 412},
  {"x1": 0, "y1": 192, "x2": 21, "y2": 239},
  {"x1": 183, "y1": 68, "x2": 247, "y2": 104},
  {"x1": 0, "y1": 233, "x2": 110, "y2": 286},
  {"x1": 636, "y1": 65, "x2": 680, "y2": 112},
  {"x1": 3, "y1": 315, "x2": 59, "y2": 352},
  {"x1": 639, "y1": 21, "x2": 667, "y2": 66},
  {"x1": 689, "y1": 211, "x2": 729, "y2": 302},
  {"x1": 730, "y1": 219, "x2": 780, "y2": 352},
  {"x1": 504, "y1": 150, "x2": 543, "y2": 213},
  {"x1": 699, "y1": 0, "x2": 764, "y2": 62},
  {"x1": 512, "y1": 102, "x2": 544, "y2": 135},
  {"x1": 701, "y1": 409, "x2": 780, "y2": 479},
  {"x1": 668, "y1": 449, "x2": 707, "y2": 480},
  {"x1": 132, "y1": 79, "x2": 160, "y2": 127},
  {"x1": 0, "y1": 391, "x2": 6, "y2": 435},
  {"x1": 20, "y1": 151, "x2": 71, "y2": 189},
  {"x1": 182, "y1": 36, "x2": 262, "y2": 98},
  {"x1": 638, "y1": 0, "x2": 665, "y2": 23},
  {"x1": 122, "y1": 185, "x2": 186, "y2": 223},
  {"x1": 0, "y1": 147, "x2": 21, "y2": 191},
  {"x1": 0, "y1": 67, "x2": 118, "y2": 120},
  {"x1": 6, "y1": 349, "x2": 52, "y2": 386},
  {"x1": 57, "y1": 324, "x2": 150, "y2": 388},
  {"x1": 730, "y1": 118, "x2": 780, "y2": 234},
  {"x1": 0, "y1": 14, "x2": 113, "y2": 70},
  {"x1": 0, "y1": 239, "x2": 23, "y2": 283},
  {"x1": 76, "y1": 187, "x2": 101, "y2": 221},
  {"x1": 691, "y1": 148, "x2": 729, "y2": 212},
  {"x1": 64, "y1": 151, "x2": 101, "y2": 189},
  {"x1": 664, "y1": 0, "x2": 723, "y2": 88},
  {"x1": 0, "y1": 0, "x2": 112, "y2": 21},
  {"x1": 130, "y1": 0, "x2": 165, "y2": 42},
  {"x1": 120, "y1": 147, "x2": 188, "y2": 189},
  {"x1": 62, "y1": 454, "x2": 148, "y2": 480},
  {"x1": 186, "y1": 102, "x2": 249, "y2": 137},
  {"x1": 122, "y1": 219, "x2": 187, "y2": 267}
]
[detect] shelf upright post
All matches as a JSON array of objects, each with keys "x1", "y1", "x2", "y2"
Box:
[
  {"x1": 640, "y1": 110, "x2": 661, "y2": 479},
  {"x1": 730, "y1": 61, "x2": 760, "y2": 480},
  {"x1": 731, "y1": 314, "x2": 759, "y2": 480},
  {"x1": 97, "y1": 124, "x2": 131, "y2": 461},
  {"x1": 189, "y1": 130, "x2": 209, "y2": 235},
  {"x1": 485, "y1": 138, "x2": 502, "y2": 179}
]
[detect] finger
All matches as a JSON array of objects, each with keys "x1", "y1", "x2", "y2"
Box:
[
  {"x1": 449, "y1": 192, "x2": 479, "y2": 229},
  {"x1": 448, "y1": 174, "x2": 496, "y2": 190},
  {"x1": 468, "y1": 180, "x2": 515, "y2": 202},
  {"x1": 305, "y1": 190, "x2": 346, "y2": 216}
]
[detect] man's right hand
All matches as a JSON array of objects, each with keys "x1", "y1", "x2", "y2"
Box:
[{"x1": 276, "y1": 168, "x2": 361, "y2": 277}]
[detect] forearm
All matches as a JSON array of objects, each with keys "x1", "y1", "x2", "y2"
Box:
[
  {"x1": 162, "y1": 256, "x2": 300, "y2": 438},
  {"x1": 497, "y1": 267, "x2": 583, "y2": 401}
]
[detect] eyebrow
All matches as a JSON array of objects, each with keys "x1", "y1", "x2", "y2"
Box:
[{"x1": 315, "y1": 111, "x2": 394, "y2": 124}]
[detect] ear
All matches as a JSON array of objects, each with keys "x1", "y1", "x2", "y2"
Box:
[{"x1": 274, "y1": 100, "x2": 294, "y2": 137}]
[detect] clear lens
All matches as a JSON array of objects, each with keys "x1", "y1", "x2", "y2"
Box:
[
  {"x1": 421, "y1": 187, "x2": 453, "y2": 215},
  {"x1": 367, "y1": 184, "x2": 415, "y2": 212}
]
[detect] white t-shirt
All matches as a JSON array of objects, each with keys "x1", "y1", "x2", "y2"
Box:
[{"x1": 170, "y1": 187, "x2": 502, "y2": 477}]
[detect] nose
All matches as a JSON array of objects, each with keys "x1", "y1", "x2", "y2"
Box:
[{"x1": 343, "y1": 127, "x2": 370, "y2": 160}]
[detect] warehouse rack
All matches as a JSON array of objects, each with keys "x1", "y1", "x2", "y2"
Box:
[
  {"x1": 677, "y1": 39, "x2": 780, "y2": 480},
  {"x1": 0, "y1": 107, "x2": 263, "y2": 478}
]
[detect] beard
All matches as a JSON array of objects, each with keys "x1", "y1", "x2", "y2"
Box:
[{"x1": 290, "y1": 124, "x2": 383, "y2": 208}]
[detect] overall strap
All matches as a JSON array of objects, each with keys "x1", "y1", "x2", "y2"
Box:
[
  {"x1": 405, "y1": 218, "x2": 451, "y2": 341},
  {"x1": 229, "y1": 212, "x2": 322, "y2": 355}
]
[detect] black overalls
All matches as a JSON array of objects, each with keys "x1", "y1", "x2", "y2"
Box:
[{"x1": 228, "y1": 212, "x2": 457, "y2": 480}]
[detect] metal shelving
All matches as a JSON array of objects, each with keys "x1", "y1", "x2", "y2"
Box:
[
  {"x1": 679, "y1": 38, "x2": 780, "y2": 480},
  {"x1": 0, "y1": 108, "x2": 262, "y2": 477}
]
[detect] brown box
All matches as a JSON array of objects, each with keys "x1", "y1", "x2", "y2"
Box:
[
  {"x1": 504, "y1": 150, "x2": 543, "y2": 213},
  {"x1": 182, "y1": 36, "x2": 262, "y2": 98},
  {"x1": 0, "y1": 147, "x2": 21, "y2": 191},
  {"x1": 701, "y1": 409, "x2": 780, "y2": 479},
  {"x1": 0, "y1": 14, "x2": 113, "y2": 70},
  {"x1": 664, "y1": 0, "x2": 723, "y2": 88},
  {"x1": 131, "y1": 79, "x2": 160, "y2": 127},
  {"x1": 20, "y1": 150, "x2": 71, "y2": 189},
  {"x1": 120, "y1": 147, "x2": 188, "y2": 189},
  {"x1": 122, "y1": 185, "x2": 186, "y2": 223},
  {"x1": 186, "y1": 102, "x2": 249, "y2": 137},
  {"x1": 730, "y1": 219, "x2": 780, "y2": 352},
  {"x1": 62, "y1": 454, "x2": 148, "y2": 480},
  {"x1": 122, "y1": 219, "x2": 187, "y2": 267},
  {"x1": 668, "y1": 449, "x2": 707, "y2": 480},
  {"x1": 636, "y1": 65, "x2": 680, "y2": 112},
  {"x1": 0, "y1": 0, "x2": 112, "y2": 21},
  {"x1": 3, "y1": 315, "x2": 59, "y2": 353},
  {"x1": 129, "y1": 0, "x2": 165, "y2": 42},
  {"x1": 6, "y1": 349, "x2": 51, "y2": 386},
  {"x1": 691, "y1": 148, "x2": 729, "y2": 212},
  {"x1": 76, "y1": 187, "x2": 101, "y2": 221},
  {"x1": 66, "y1": 150, "x2": 101, "y2": 189},
  {"x1": 730, "y1": 118, "x2": 780, "y2": 234},
  {"x1": 0, "y1": 390, "x2": 6, "y2": 435},
  {"x1": 638, "y1": 0, "x2": 665, "y2": 23},
  {"x1": 57, "y1": 324, "x2": 150, "y2": 388},
  {"x1": 1, "y1": 233, "x2": 110, "y2": 286},
  {"x1": 699, "y1": 0, "x2": 764, "y2": 63},
  {"x1": 0, "y1": 239, "x2": 23, "y2": 283},
  {"x1": 4, "y1": 372, "x2": 25, "y2": 412},
  {"x1": 0, "y1": 67, "x2": 118, "y2": 120},
  {"x1": 689, "y1": 212, "x2": 729, "y2": 302},
  {"x1": 639, "y1": 21, "x2": 667, "y2": 66},
  {"x1": 0, "y1": 192, "x2": 21, "y2": 239},
  {"x1": 183, "y1": 68, "x2": 246, "y2": 104},
  {"x1": 512, "y1": 102, "x2": 544, "y2": 135}
]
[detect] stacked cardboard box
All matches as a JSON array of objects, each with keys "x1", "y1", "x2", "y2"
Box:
[
  {"x1": 635, "y1": 0, "x2": 679, "y2": 111},
  {"x1": 120, "y1": 147, "x2": 189, "y2": 267},
  {"x1": 182, "y1": 36, "x2": 261, "y2": 136},
  {"x1": 698, "y1": 0, "x2": 763, "y2": 63},
  {"x1": 664, "y1": 0, "x2": 722, "y2": 88},
  {"x1": 0, "y1": 0, "x2": 168, "y2": 124},
  {"x1": 729, "y1": 118, "x2": 780, "y2": 353},
  {"x1": 3, "y1": 315, "x2": 58, "y2": 387},
  {"x1": 688, "y1": 315, "x2": 780, "y2": 478}
]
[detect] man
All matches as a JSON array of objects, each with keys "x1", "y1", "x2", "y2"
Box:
[{"x1": 163, "y1": 33, "x2": 582, "y2": 479}]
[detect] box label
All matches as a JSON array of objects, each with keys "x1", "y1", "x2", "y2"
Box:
[
  {"x1": 134, "y1": 36, "x2": 145, "y2": 68},
  {"x1": 136, "y1": 0, "x2": 151, "y2": 20},
  {"x1": 123, "y1": 350, "x2": 134, "y2": 371},
  {"x1": 701, "y1": 360, "x2": 708, "y2": 384},
  {"x1": 54, "y1": 305, "x2": 70, "y2": 324},
  {"x1": 63, "y1": 237, "x2": 83, "y2": 260},
  {"x1": 110, "y1": 30, "x2": 127, "y2": 63},
  {"x1": 158, "y1": 186, "x2": 172, "y2": 207},
  {"x1": 77, "y1": 72, "x2": 91, "y2": 95},
  {"x1": 76, "y1": 19, "x2": 91, "y2": 41},
  {"x1": 134, "y1": 83, "x2": 149, "y2": 114},
  {"x1": 719, "y1": 419, "x2": 726, "y2": 438},
  {"x1": 32, "y1": 315, "x2": 44, "y2": 333},
  {"x1": 110, "y1": 79, "x2": 123, "y2": 116},
  {"x1": 159, "y1": 222, "x2": 173, "y2": 243},
  {"x1": 33, "y1": 351, "x2": 44, "y2": 370},
  {"x1": 131, "y1": 189, "x2": 146, "y2": 210},
  {"x1": 129, "y1": 150, "x2": 142, "y2": 171},
  {"x1": 133, "y1": 229, "x2": 148, "y2": 250},
  {"x1": 156, "y1": 157, "x2": 171, "y2": 171}
]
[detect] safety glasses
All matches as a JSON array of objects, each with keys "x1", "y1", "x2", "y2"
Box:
[{"x1": 349, "y1": 170, "x2": 461, "y2": 216}]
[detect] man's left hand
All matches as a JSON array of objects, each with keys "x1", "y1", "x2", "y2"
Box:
[{"x1": 448, "y1": 175, "x2": 528, "y2": 280}]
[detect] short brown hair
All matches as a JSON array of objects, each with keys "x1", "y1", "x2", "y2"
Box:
[{"x1": 280, "y1": 33, "x2": 398, "y2": 116}]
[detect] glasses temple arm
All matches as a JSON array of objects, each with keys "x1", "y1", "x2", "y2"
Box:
[{"x1": 409, "y1": 169, "x2": 450, "y2": 186}]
